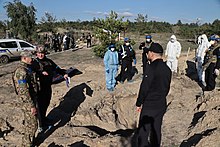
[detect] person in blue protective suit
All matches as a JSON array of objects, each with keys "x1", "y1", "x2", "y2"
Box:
[
  {"x1": 104, "y1": 44, "x2": 119, "y2": 91},
  {"x1": 118, "y1": 37, "x2": 136, "y2": 83}
]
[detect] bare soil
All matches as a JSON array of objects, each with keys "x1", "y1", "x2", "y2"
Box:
[{"x1": 0, "y1": 40, "x2": 220, "y2": 147}]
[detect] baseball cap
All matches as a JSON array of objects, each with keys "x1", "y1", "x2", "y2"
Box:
[
  {"x1": 145, "y1": 34, "x2": 152, "y2": 39},
  {"x1": 210, "y1": 34, "x2": 220, "y2": 41},
  {"x1": 109, "y1": 44, "x2": 116, "y2": 49},
  {"x1": 148, "y1": 43, "x2": 163, "y2": 54},
  {"x1": 124, "y1": 37, "x2": 130, "y2": 42}
]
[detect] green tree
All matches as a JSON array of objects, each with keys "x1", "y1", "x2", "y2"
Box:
[
  {"x1": 39, "y1": 12, "x2": 57, "y2": 33},
  {"x1": 93, "y1": 11, "x2": 128, "y2": 57},
  {"x1": 0, "y1": 21, "x2": 6, "y2": 31},
  {"x1": 176, "y1": 20, "x2": 182, "y2": 26},
  {"x1": 4, "y1": 0, "x2": 36, "y2": 40},
  {"x1": 135, "y1": 14, "x2": 148, "y2": 35},
  {"x1": 211, "y1": 19, "x2": 220, "y2": 35}
]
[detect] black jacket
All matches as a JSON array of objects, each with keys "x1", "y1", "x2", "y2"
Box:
[
  {"x1": 119, "y1": 44, "x2": 136, "y2": 62},
  {"x1": 136, "y1": 59, "x2": 172, "y2": 110},
  {"x1": 32, "y1": 57, "x2": 66, "y2": 85},
  {"x1": 213, "y1": 45, "x2": 220, "y2": 69}
]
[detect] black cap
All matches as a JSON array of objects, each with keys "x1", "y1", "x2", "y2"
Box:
[{"x1": 148, "y1": 43, "x2": 163, "y2": 54}]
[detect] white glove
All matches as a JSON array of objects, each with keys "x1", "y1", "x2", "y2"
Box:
[{"x1": 214, "y1": 69, "x2": 220, "y2": 76}]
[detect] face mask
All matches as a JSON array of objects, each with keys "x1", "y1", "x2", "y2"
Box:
[
  {"x1": 125, "y1": 42, "x2": 130, "y2": 46},
  {"x1": 170, "y1": 39, "x2": 175, "y2": 43},
  {"x1": 146, "y1": 39, "x2": 151, "y2": 43},
  {"x1": 110, "y1": 48, "x2": 115, "y2": 51}
]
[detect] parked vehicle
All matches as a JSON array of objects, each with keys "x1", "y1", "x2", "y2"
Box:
[{"x1": 0, "y1": 39, "x2": 36, "y2": 64}]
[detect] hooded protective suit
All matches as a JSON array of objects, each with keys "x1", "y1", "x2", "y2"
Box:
[
  {"x1": 165, "y1": 35, "x2": 181, "y2": 73},
  {"x1": 104, "y1": 45, "x2": 119, "y2": 91},
  {"x1": 196, "y1": 34, "x2": 211, "y2": 83}
]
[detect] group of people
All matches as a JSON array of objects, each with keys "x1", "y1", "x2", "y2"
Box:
[
  {"x1": 43, "y1": 33, "x2": 76, "y2": 52},
  {"x1": 103, "y1": 33, "x2": 220, "y2": 146},
  {"x1": 13, "y1": 32, "x2": 220, "y2": 147},
  {"x1": 104, "y1": 34, "x2": 182, "y2": 92},
  {"x1": 195, "y1": 34, "x2": 220, "y2": 93},
  {"x1": 103, "y1": 35, "x2": 172, "y2": 146},
  {"x1": 104, "y1": 37, "x2": 136, "y2": 91},
  {"x1": 13, "y1": 46, "x2": 69, "y2": 146}
]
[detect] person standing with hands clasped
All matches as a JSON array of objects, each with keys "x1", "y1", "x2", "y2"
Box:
[
  {"x1": 135, "y1": 43, "x2": 172, "y2": 147},
  {"x1": 32, "y1": 46, "x2": 69, "y2": 131}
]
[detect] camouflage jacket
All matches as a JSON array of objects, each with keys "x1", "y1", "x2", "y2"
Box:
[
  {"x1": 12, "y1": 61, "x2": 38, "y2": 108},
  {"x1": 203, "y1": 44, "x2": 220, "y2": 71}
]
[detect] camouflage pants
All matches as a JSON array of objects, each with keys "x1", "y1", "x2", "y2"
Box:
[{"x1": 21, "y1": 108, "x2": 38, "y2": 147}]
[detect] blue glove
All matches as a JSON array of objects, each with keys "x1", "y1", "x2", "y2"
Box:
[
  {"x1": 133, "y1": 59, "x2": 137, "y2": 65},
  {"x1": 106, "y1": 69, "x2": 109, "y2": 73}
]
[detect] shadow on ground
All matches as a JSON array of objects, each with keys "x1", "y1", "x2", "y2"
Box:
[
  {"x1": 48, "y1": 140, "x2": 89, "y2": 147},
  {"x1": 185, "y1": 60, "x2": 198, "y2": 81},
  {"x1": 35, "y1": 82, "x2": 93, "y2": 146},
  {"x1": 180, "y1": 128, "x2": 217, "y2": 147},
  {"x1": 188, "y1": 111, "x2": 207, "y2": 130}
]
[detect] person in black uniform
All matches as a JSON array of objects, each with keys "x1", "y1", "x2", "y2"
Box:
[
  {"x1": 118, "y1": 37, "x2": 136, "y2": 83},
  {"x1": 139, "y1": 34, "x2": 154, "y2": 75},
  {"x1": 135, "y1": 43, "x2": 172, "y2": 147},
  {"x1": 202, "y1": 34, "x2": 220, "y2": 92},
  {"x1": 86, "y1": 32, "x2": 92, "y2": 48},
  {"x1": 52, "y1": 34, "x2": 60, "y2": 52},
  {"x1": 32, "y1": 46, "x2": 68, "y2": 130}
]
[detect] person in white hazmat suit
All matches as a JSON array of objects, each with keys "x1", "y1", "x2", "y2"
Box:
[
  {"x1": 196, "y1": 34, "x2": 211, "y2": 86},
  {"x1": 165, "y1": 35, "x2": 182, "y2": 75}
]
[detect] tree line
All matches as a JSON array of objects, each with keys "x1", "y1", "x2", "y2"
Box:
[{"x1": 0, "y1": 0, "x2": 219, "y2": 57}]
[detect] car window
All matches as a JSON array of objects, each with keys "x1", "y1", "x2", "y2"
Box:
[
  {"x1": 0, "y1": 41, "x2": 18, "y2": 48},
  {"x1": 19, "y1": 41, "x2": 33, "y2": 48}
]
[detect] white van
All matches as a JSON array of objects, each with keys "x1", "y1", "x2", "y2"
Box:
[{"x1": 0, "y1": 39, "x2": 36, "y2": 64}]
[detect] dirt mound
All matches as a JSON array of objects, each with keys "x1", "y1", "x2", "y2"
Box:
[{"x1": 0, "y1": 43, "x2": 219, "y2": 147}]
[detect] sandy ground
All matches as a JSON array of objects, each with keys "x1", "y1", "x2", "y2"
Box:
[{"x1": 0, "y1": 42, "x2": 220, "y2": 147}]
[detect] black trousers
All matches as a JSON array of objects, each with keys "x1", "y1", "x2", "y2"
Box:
[
  {"x1": 204, "y1": 63, "x2": 217, "y2": 91},
  {"x1": 135, "y1": 109, "x2": 165, "y2": 147},
  {"x1": 142, "y1": 53, "x2": 148, "y2": 74},
  {"x1": 120, "y1": 60, "x2": 132, "y2": 82},
  {"x1": 37, "y1": 85, "x2": 52, "y2": 127},
  {"x1": 87, "y1": 39, "x2": 91, "y2": 47}
]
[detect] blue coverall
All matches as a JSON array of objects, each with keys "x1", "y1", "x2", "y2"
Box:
[{"x1": 104, "y1": 49, "x2": 119, "y2": 91}]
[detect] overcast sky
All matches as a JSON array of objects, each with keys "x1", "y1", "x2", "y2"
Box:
[{"x1": 0, "y1": 0, "x2": 220, "y2": 24}]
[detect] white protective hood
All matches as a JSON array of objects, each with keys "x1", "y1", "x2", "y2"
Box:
[{"x1": 170, "y1": 35, "x2": 177, "y2": 42}]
